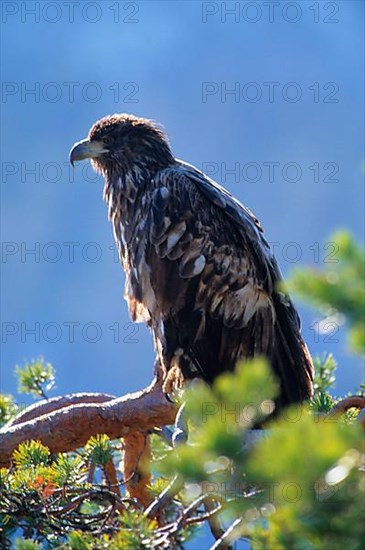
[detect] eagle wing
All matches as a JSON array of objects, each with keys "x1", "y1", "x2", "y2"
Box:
[{"x1": 143, "y1": 161, "x2": 313, "y2": 405}]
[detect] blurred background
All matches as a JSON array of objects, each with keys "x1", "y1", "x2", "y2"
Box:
[{"x1": 1, "y1": 1, "x2": 364, "y2": 406}]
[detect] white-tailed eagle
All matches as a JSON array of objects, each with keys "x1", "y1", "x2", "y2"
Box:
[{"x1": 70, "y1": 114, "x2": 313, "y2": 409}]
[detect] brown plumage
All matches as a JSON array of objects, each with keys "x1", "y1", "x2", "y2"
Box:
[{"x1": 70, "y1": 113, "x2": 313, "y2": 409}]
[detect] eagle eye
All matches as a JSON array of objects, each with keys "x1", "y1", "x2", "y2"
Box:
[{"x1": 102, "y1": 137, "x2": 114, "y2": 145}]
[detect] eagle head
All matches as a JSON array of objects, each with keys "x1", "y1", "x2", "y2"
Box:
[{"x1": 69, "y1": 113, "x2": 174, "y2": 175}]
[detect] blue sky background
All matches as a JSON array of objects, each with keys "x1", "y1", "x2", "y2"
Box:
[{"x1": 1, "y1": 1, "x2": 364, "y2": 545}]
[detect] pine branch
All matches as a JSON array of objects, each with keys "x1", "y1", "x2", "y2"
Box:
[
  {"x1": 8, "y1": 392, "x2": 116, "y2": 427},
  {"x1": 0, "y1": 379, "x2": 176, "y2": 470}
]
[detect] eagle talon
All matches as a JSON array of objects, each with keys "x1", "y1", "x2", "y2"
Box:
[{"x1": 165, "y1": 392, "x2": 175, "y2": 404}]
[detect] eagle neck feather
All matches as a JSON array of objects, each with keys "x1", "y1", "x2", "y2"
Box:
[{"x1": 103, "y1": 162, "x2": 158, "y2": 267}]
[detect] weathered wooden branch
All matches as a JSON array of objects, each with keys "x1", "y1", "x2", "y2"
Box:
[
  {"x1": 329, "y1": 395, "x2": 365, "y2": 416},
  {"x1": 103, "y1": 458, "x2": 121, "y2": 498},
  {"x1": 122, "y1": 432, "x2": 152, "y2": 507},
  {"x1": 0, "y1": 379, "x2": 176, "y2": 473},
  {"x1": 9, "y1": 392, "x2": 116, "y2": 426}
]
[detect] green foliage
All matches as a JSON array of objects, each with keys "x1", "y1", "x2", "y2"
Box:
[
  {"x1": 52, "y1": 453, "x2": 86, "y2": 486},
  {"x1": 158, "y1": 359, "x2": 364, "y2": 549},
  {"x1": 14, "y1": 540, "x2": 40, "y2": 550},
  {"x1": 0, "y1": 394, "x2": 18, "y2": 427},
  {"x1": 84, "y1": 434, "x2": 113, "y2": 466},
  {"x1": 287, "y1": 231, "x2": 365, "y2": 354},
  {"x1": 65, "y1": 512, "x2": 158, "y2": 549},
  {"x1": 150, "y1": 431, "x2": 172, "y2": 462},
  {"x1": 246, "y1": 442, "x2": 364, "y2": 550},
  {"x1": 12, "y1": 440, "x2": 51, "y2": 469},
  {"x1": 16, "y1": 358, "x2": 55, "y2": 399},
  {"x1": 313, "y1": 353, "x2": 337, "y2": 393},
  {"x1": 67, "y1": 531, "x2": 95, "y2": 549},
  {"x1": 108, "y1": 510, "x2": 158, "y2": 549},
  {"x1": 310, "y1": 354, "x2": 337, "y2": 414},
  {"x1": 310, "y1": 389, "x2": 335, "y2": 414},
  {"x1": 158, "y1": 360, "x2": 278, "y2": 483}
]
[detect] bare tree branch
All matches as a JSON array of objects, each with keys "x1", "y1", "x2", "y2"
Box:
[
  {"x1": 0, "y1": 379, "x2": 176, "y2": 469},
  {"x1": 329, "y1": 395, "x2": 365, "y2": 416},
  {"x1": 204, "y1": 497, "x2": 231, "y2": 549},
  {"x1": 328, "y1": 395, "x2": 365, "y2": 428},
  {"x1": 103, "y1": 458, "x2": 121, "y2": 498},
  {"x1": 210, "y1": 517, "x2": 244, "y2": 550},
  {"x1": 145, "y1": 474, "x2": 184, "y2": 519},
  {"x1": 122, "y1": 432, "x2": 152, "y2": 507},
  {"x1": 8, "y1": 392, "x2": 116, "y2": 427}
]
